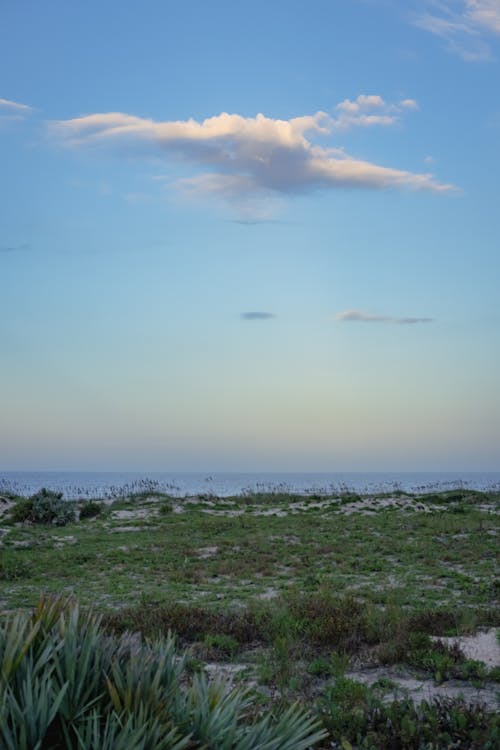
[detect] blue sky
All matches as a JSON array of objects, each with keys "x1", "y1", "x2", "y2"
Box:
[{"x1": 1, "y1": 0, "x2": 499, "y2": 471}]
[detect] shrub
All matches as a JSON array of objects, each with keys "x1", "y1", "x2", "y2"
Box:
[
  {"x1": 9, "y1": 498, "x2": 34, "y2": 523},
  {"x1": 103, "y1": 600, "x2": 271, "y2": 645},
  {"x1": 308, "y1": 657, "x2": 334, "y2": 677},
  {"x1": 0, "y1": 595, "x2": 326, "y2": 749},
  {"x1": 11, "y1": 488, "x2": 76, "y2": 526},
  {"x1": 202, "y1": 633, "x2": 239, "y2": 660},
  {"x1": 79, "y1": 501, "x2": 102, "y2": 520},
  {"x1": 286, "y1": 592, "x2": 369, "y2": 651},
  {"x1": 0, "y1": 556, "x2": 31, "y2": 581},
  {"x1": 316, "y1": 679, "x2": 500, "y2": 749}
]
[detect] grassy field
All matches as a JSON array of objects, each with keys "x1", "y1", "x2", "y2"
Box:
[{"x1": 0, "y1": 486, "x2": 499, "y2": 748}]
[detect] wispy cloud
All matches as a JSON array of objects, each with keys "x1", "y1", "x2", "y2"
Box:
[
  {"x1": 50, "y1": 99, "x2": 454, "y2": 217},
  {"x1": 240, "y1": 312, "x2": 276, "y2": 320},
  {"x1": 0, "y1": 97, "x2": 33, "y2": 112},
  {"x1": 413, "y1": 1, "x2": 500, "y2": 60},
  {"x1": 0, "y1": 243, "x2": 31, "y2": 253},
  {"x1": 336, "y1": 309, "x2": 434, "y2": 324},
  {"x1": 467, "y1": 0, "x2": 500, "y2": 33},
  {"x1": 0, "y1": 97, "x2": 34, "y2": 125}
]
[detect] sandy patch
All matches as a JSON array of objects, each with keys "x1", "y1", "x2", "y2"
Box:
[
  {"x1": 432, "y1": 630, "x2": 500, "y2": 669},
  {"x1": 0, "y1": 497, "x2": 15, "y2": 520},
  {"x1": 338, "y1": 497, "x2": 432, "y2": 516},
  {"x1": 197, "y1": 546, "x2": 218, "y2": 558},
  {"x1": 111, "y1": 508, "x2": 152, "y2": 520},
  {"x1": 347, "y1": 666, "x2": 499, "y2": 710},
  {"x1": 194, "y1": 495, "x2": 449, "y2": 518},
  {"x1": 258, "y1": 587, "x2": 279, "y2": 600},
  {"x1": 53, "y1": 535, "x2": 77, "y2": 548}
]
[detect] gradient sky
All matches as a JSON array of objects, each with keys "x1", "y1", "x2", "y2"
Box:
[{"x1": 1, "y1": 0, "x2": 499, "y2": 472}]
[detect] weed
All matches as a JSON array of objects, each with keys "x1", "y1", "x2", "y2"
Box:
[
  {"x1": 79, "y1": 500, "x2": 102, "y2": 520},
  {"x1": 0, "y1": 554, "x2": 31, "y2": 580},
  {"x1": 286, "y1": 591, "x2": 369, "y2": 651},
  {"x1": 202, "y1": 633, "x2": 239, "y2": 660},
  {"x1": 316, "y1": 684, "x2": 499, "y2": 749},
  {"x1": 308, "y1": 657, "x2": 334, "y2": 677},
  {"x1": 103, "y1": 600, "x2": 271, "y2": 646},
  {"x1": 158, "y1": 500, "x2": 174, "y2": 514}
]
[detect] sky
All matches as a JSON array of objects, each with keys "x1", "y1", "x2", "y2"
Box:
[{"x1": 1, "y1": 0, "x2": 499, "y2": 472}]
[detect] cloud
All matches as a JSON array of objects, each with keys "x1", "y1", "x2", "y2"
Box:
[
  {"x1": 335, "y1": 309, "x2": 433, "y2": 324},
  {"x1": 50, "y1": 100, "x2": 454, "y2": 217},
  {"x1": 0, "y1": 98, "x2": 34, "y2": 125},
  {"x1": 467, "y1": 0, "x2": 500, "y2": 33},
  {"x1": 240, "y1": 312, "x2": 276, "y2": 320},
  {"x1": 0, "y1": 97, "x2": 33, "y2": 112},
  {"x1": 333, "y1": 94, "x2": 418, "y2": 130},
  {"x1": 0, "y1": 243, "x2": 31, "y2": 253},
  {"x1": 413, "y1": 1, "x2": 500, "y2": 60}
]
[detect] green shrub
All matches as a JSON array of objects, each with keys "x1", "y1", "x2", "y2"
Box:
[
  {"x1": 0, "y1": 555, "x2": 31, "y2": 581},
  {"x1": 286, "y1": 592, "x2": 369, "y2": 651},
  {"x1": 0, "y1": 595, "x2": 326, "y2": 749},
  {"x1": 317, "y1": 679, "x2": 500, "y2": 749},
  {"x1": 202, "y1": 633, "x2": 239, "y2": 659},
  {"x1": 409, "y1": 609, "x2": 458, "y2": 635},
  {"x1": 308, "y1": 657, "x2": 334, "y2": 677},
  {"x1": 9, "y1": 498, "x2": 35, "y2": 523},
  {"x1": 11, "y1": 488, "x2": 76, "y2": 526},
  {"x1": 79, "y1": 501, "x2": 102, "y2": 520},
  {"x1": 103, "y1": 600, "x2": 270, "y2": 645}
]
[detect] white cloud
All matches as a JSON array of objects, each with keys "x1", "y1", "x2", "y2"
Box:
[
  {"x1": 0, "y1": 97, "x2": 33, "y2": 112},
  {"x1": 336, "y1": 94, "x2": 386, "y2": 113},
  {"x1": 333, "y1": 94, "x2": 418, "y2": 130},
  {"x1": 336, "y1": 309, "x2": 433, "y2": 324},
  {"x1": 0, "y1": 97, "x2": 33, "y2": 125},
  {"x1": 401, "y1": 98, "x2": 419, "y2": 109},
  {"x1": 50, "y1": 100, "x2": 454, "y2": 215},
  {"x1": 467, "y1": 0, "x2": 500, "y2": 34},
  {"x1": 413, "y1": 1, "x2": 500, "y2": 60}
]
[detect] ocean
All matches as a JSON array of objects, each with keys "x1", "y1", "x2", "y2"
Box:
[{"x1": 1, "y1": 471, "x2": 499, "y2": 499}]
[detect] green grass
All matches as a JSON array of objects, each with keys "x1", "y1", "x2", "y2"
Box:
[
  {"x1": 2, "y1": 490, "x2": 497, "y2": 647},
  {"x1": 2, "y1": 490, "x2": 498, "y2": 613}
]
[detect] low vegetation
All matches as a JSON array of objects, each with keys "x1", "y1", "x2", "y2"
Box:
[
  {"x1": 0, "y1": 595, "x2": 325, "y2": 749},
  {"x1": 9, "y1": 488, "x2": 76, "y2": 526},
  {"x1": 0, "y1": 484, "x2": 498, "y2": 747}
]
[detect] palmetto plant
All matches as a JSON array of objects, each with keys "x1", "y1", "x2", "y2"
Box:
[{"x1": 0, "y1": 595, "x2": 325, "y2": 749}]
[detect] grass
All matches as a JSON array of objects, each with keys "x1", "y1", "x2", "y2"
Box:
[
  {"x1": 1, "y1": 490, "x2": 497, "y2": 613},
  {"x1": 0, "y1": 486, "x2": 498, "y2": 747}
]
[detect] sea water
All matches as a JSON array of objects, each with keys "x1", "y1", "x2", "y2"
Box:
[{"x1": 1, "y1": 471, "x2": 499, "y2": 499}]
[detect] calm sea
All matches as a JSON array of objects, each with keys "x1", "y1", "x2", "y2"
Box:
[{"x1": 1, "y1": 471, "x2": 499, "y2": 499}]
